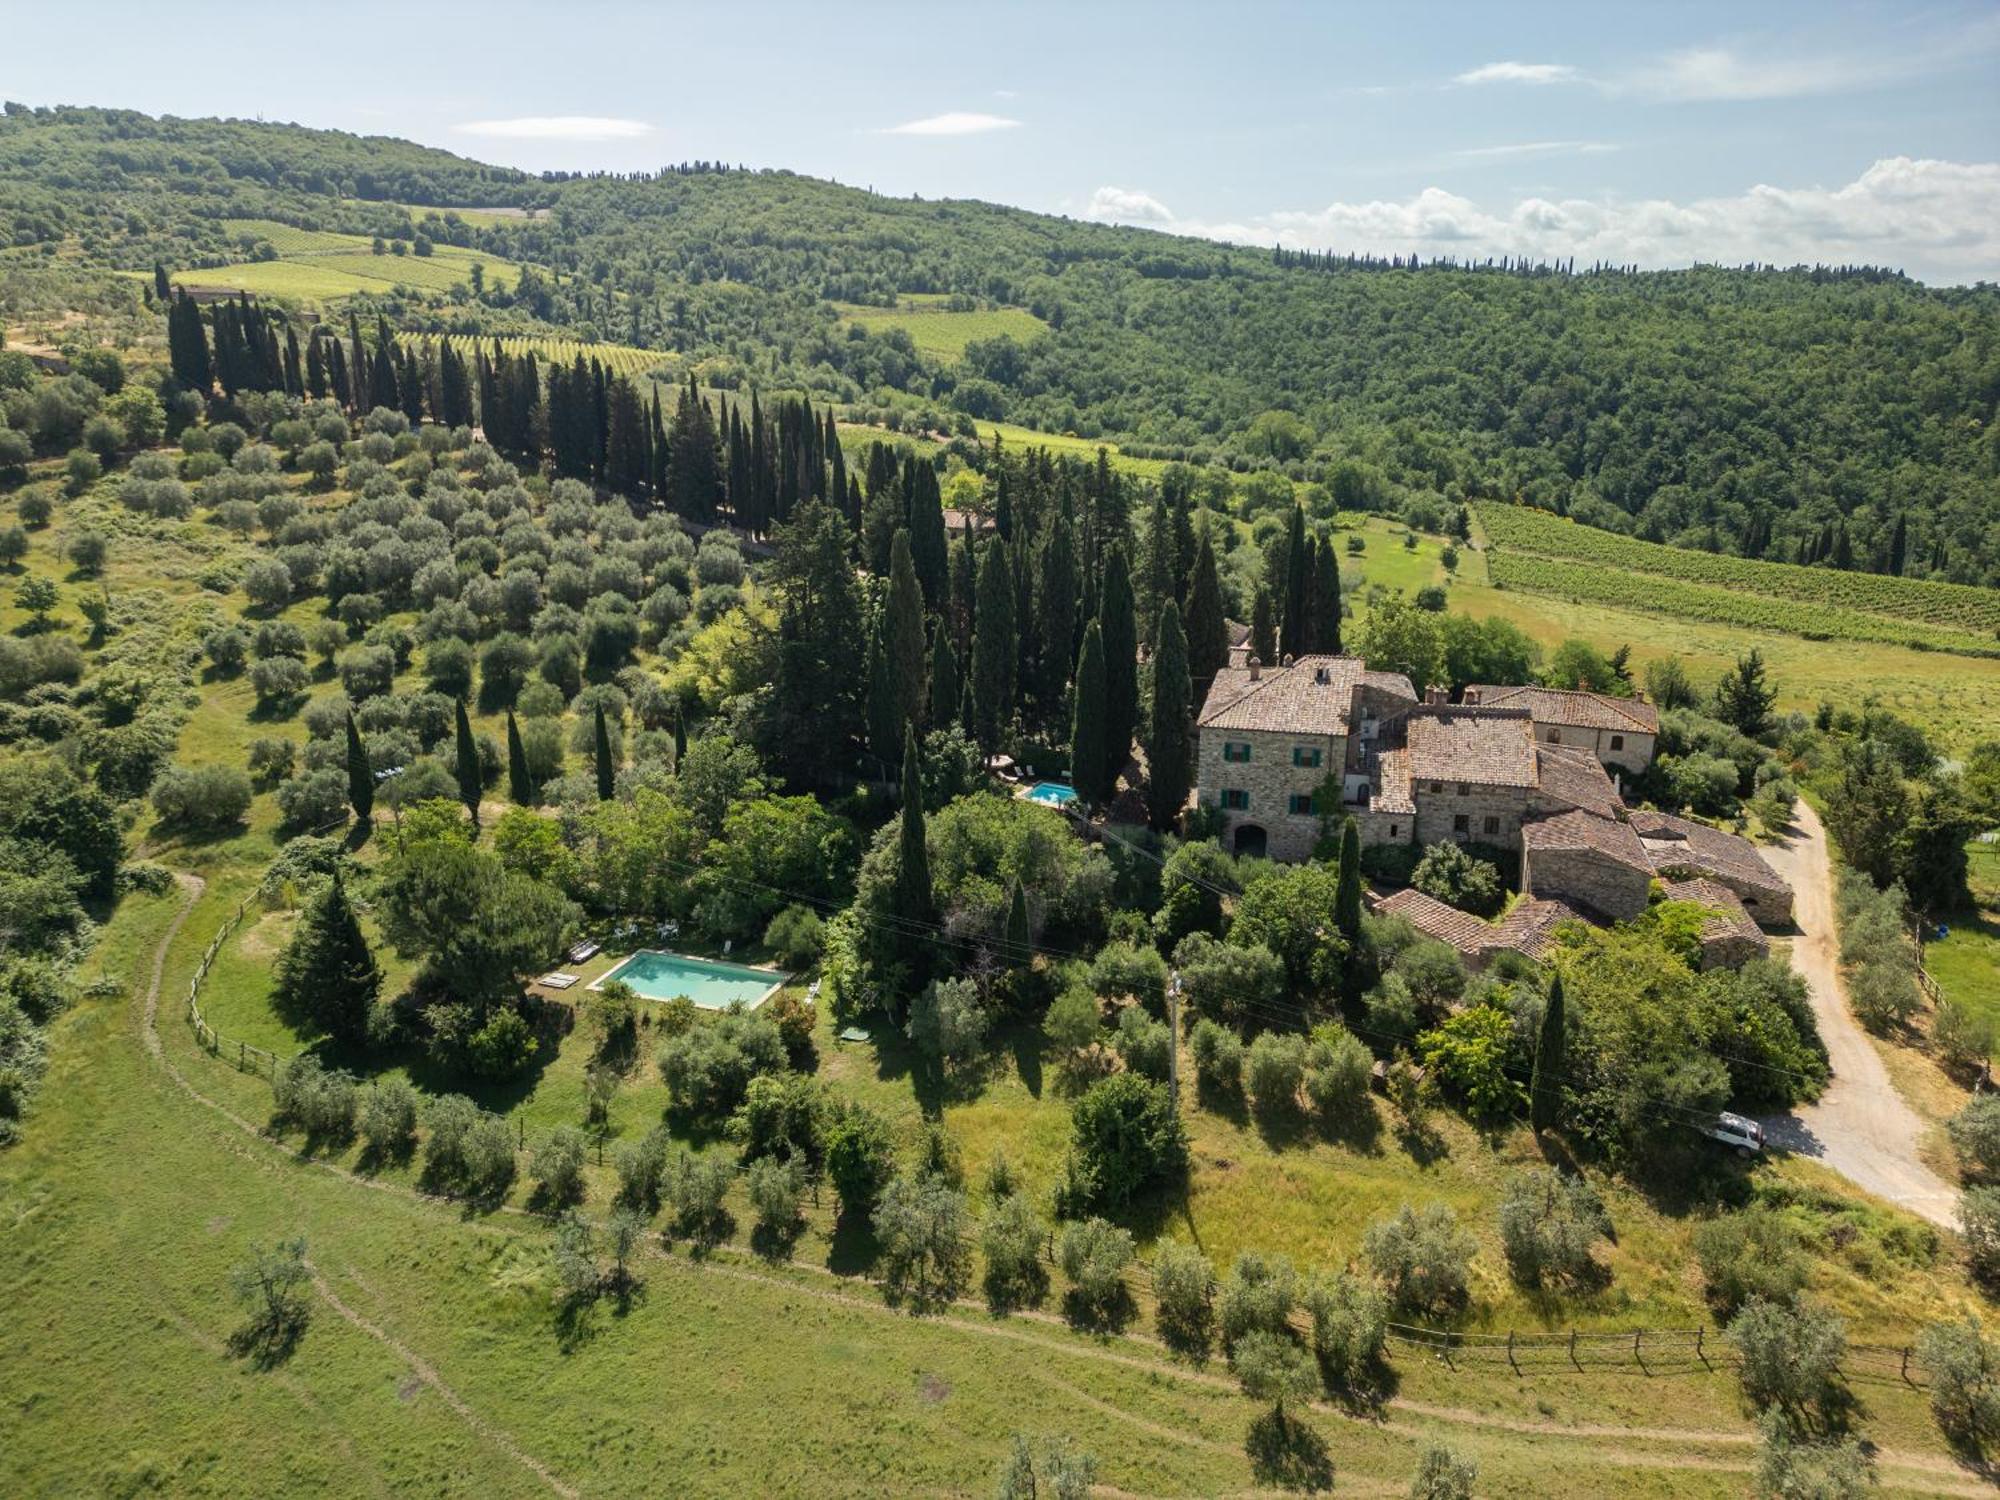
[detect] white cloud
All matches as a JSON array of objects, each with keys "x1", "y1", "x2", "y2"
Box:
[
  {"x1": 1625, "y1": 15, "x2": 2000, "y2": 101},
  {"x1": 993, "y1": 89, "x2": 1019, "y2": 101},
  {"x1": 453, "y1": 116, "x2": 654, "y2": 141},
  {"x1": 1455, "y1": 61, "x2": 1579, "y2": 86},
  {"x1": 1082, "y1": 158, "x2": 2000, "y2": 284},
  {"x1": 880, "y1": 112, "x2": 1020, "y2": 136},
  {"x1": 1454, "y1": 140, "x2": 1619, "y2": 160}
]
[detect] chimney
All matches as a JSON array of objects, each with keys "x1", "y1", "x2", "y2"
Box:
[
  {"x1": 1247, "y1": 655, "x2": 1261, "y2": 681},
  {"x1": 1425, "y1": 687, "x2": 1447, "y2": 706},
  {"x1": 1463, "y1": 687, "x2": 1482, "y2": 706},
  {"x1": 1281, "y1": 653, "x2": 1295, "y2": 669}
]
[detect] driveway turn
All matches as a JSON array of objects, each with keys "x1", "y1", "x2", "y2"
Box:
[{"x1": 1755, "y1": 801, "x2": 1959, "y2": 1229}]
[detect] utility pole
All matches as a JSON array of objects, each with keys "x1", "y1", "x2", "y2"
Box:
[{"x1": 1166, "y1": 970, "x2": 1182, "y2": 1109}]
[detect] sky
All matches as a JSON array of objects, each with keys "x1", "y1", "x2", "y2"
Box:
[{"x1": 6, "y1": 0, "x2": 2000, "y2": 282}]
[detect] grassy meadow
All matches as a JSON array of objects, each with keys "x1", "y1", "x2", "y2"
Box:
[
  {"x1": 155, "y1": 219, "x2": 526, "y2": 302},
  {"x1": 833, "y1": 296, "x2": 1048, "y2": 362}
]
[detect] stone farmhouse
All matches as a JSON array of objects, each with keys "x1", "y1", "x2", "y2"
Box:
[{"x1": 1194, "y1": 653, "x2": 1788, "y2": 964}]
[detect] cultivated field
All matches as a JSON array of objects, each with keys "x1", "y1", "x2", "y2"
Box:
[
  {"x1": 162, "y1": 218, "x2": 527, "y2": 301},
  {"x1": 832, "y1": 295, "x2": 1047, "y2": 362}
]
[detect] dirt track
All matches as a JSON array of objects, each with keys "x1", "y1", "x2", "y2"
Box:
[{"x1": 1756, "y1": 802, "x2": 1959, "y2": 1229}]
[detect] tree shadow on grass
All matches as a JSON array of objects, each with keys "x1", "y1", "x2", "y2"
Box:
[
  {"x1": 553, "y1": 1291, "x2": 599, "y2": 1354},
  {"x1": 1061, "y1": 1282, "x2": 1138, "y2": 1337},
  {"x1": 1251, "y1": 1099, "x2": 1314, "y2": 1152},
  {"x1": 228, "y1": 1310, "x2": 309, "y2": 1372},
  {"x1": 750, "y1": 1216, "x2": 805, "y2": 1263},
  {"x1": 1315, "y1": 1100, "x2": 1383, "y2": 1155},
  {"x1": 1009, "y1": 1025, "x2": 1045, "y2": 1101},
  {"x1": 1321, "y1": 1356, "x2": 1398, "y2": 1416},
  {"x1": 826, "y1": 1215, "x2": 881, "y2": 1279},
  {"x1": 1245, "y1": 1409, "x2": 1334, "y2": 1493}
]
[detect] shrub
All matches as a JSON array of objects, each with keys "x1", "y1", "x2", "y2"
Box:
[
  {"x1": 1218, "y1": 1251, "x2": 1298, "y2": 1349},
  {"x1": 1730, "y1": 1298, "x2": 1846, "y2": 1415},
  {"x1": 1112, "y1": 1005, "x2": 1172, "y2": 1081},
  {"x1": 467, "y1": 1006, "x2": 537, "y2": 1081},
  {"x1": 1950, "y1": 1096, "x2": 2000, "y2": 1183},
  {"x1": 1362, "y1": 1203, "x2": 1475, "y2": 1315},
  {"x1": 203, "y1": 624, "x2": 250, "y2": 675},
  {"x1": 272, "y1": 1056, "x2": 356, "y2": 1144},
  {"x1": 746, "y1": 1155, "x2": 806, "y2": 1241},
  {"x1": 1306, "y1": 1270, "x2": 1389, "y2": 1392},
  {"x1": 149, "y1": 764, "x2": 253, "y2": 831},
  {"x1": 656, "y1": 1006, "x2": 787, "y2": 1117},
  {"x1": 357, "y1": 1079, "x2": 418, "y2": 1157},
  {"x1": 250, "y1": 654, "x2": 311, "y2": 706},
  {"x1": 1189, "y1": 1018, "x2": 1243, "y2": 1098},
  {"x1": 1090, "y1": 940, "x2": 1169, "y2": 1013},
  {"x1": 874, "y1": 1171, "x2": 972, "y2": 1309},
  {"x1": 1694, "y1": 1206, "x2": 1808, "y2": 1316},
  {"x1": 1060, "y1": 1073, "x2": 1187, "y2": 1214},
  {"x1": 1753, "y1": 1412, "x2": 1873, "y2": 1500},
  {"x1": 422, "y1": 1094, "x2": 516, "y2": 1200},
  {"x1": 242, "y1": 557, "x2": 293, "y2": 609},
  {"x1": 1936, "y1": 1000, "x2": 1997, "y2": 1076},
  {"x1": 907, "y1": 976, "x2": 989, "y2": 1067},
  {"x1": 1409, "y1": 1442, "x2": 1477, "y2": 1500},
  {"x1": 661, "y1": 1146, "x2": 733, "y2": 1243},
  {"x1": 981, "y1": 1190, "x2": 1048, "y2": 1311},
  {"x1": 823, "y1": 1103, "x2": 896, "y2": 1220},
  {"x1": 1962, "y1": 1187, "x2": 2000, "y2": 1283},
  {"x1": 1058, "y1": 1217, "x2": 1134, "y2": 1326},
  {"x1": 1245, "y1": 1030, "x2": 1307, "y2": 1117},
  {"x1": 1417, "y1": 1005, "x2": 1525, "y2": 1121},
  {"x1": 1152, "y1": 1240, "x2": 1213, "y2": 1353},
  {"x1": 763, "y1": 904, "x2": 824, "y2": 968},
  {"x1": 1043, "y1": 981, "x2": 1102, "y2": 1059},
  {"x1": 275, "y1": 768, "x2": 349, "y2": 831},
  {"x1": 1917, "y1": 1317, "x2": 2000, "y2": 1448},
  {"x1": 1410, "y1": 842, "x2": 1504, "y2": 917},
  {"x1": 1302, "y1": 1022, "x2": 1371, "y2": 1123},
  {"x1": 611, "y1": 1127, "x2": 672, "y2": 1214},
  {"x1": 530, "y1": 1126, "x2": 588, "y2": 1209},
  {"x1": 1497, "y1": 1168, "x2": 1610, "y2": 1289}
]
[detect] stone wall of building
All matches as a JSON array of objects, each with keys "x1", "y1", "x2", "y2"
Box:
[
  {"x1": 1534, "y1": 723, "x2": 1655, "y2": 775},
  {"x1": 1196, "y1": 725, "x2": 1344, "y2": 861},
  {"x1": 1521, "y1": 846, "x2": 1652, "y2": 920},
  {"x1": 1411, "y1": 783, "x2": 1531, "y2": 849}
]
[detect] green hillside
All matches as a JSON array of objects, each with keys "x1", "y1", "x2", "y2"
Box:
[{"x1": 5, "y1": 104, "x2": 1999, "y2": 584}]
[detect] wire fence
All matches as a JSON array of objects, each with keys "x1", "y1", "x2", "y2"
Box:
[{"x1": 185, "y1": 889, "x2": 294, "y2": 1082}]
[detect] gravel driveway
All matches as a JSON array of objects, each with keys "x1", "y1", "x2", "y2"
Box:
[{"x1": 1754, "y1": 801, "x2": 1959, "y2": 1229}]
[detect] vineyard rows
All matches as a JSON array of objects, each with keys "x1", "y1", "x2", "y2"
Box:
[
  {"x1": 1475, "y1": 502, "x2": 2000, "y2": 636},
  {"x1": 405, "y1": 332, "x2": 672, "y2": 379},
  {"x1": 1487, "y1": 552, "x2": 2000, "y2": 658}
]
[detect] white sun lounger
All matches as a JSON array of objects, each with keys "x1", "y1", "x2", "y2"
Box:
[
  {"x1": 538, "y1": 972, "x2": 580, "y2": 990},
  {"x1": 566, "y1": 939, "x2": 601, "y2": 964}
]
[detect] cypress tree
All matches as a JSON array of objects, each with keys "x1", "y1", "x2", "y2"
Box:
[
  {"x1": 344, "y1": 712, "x2": 373, "y2": 826},
  {"x1": 1003, "y1": 878, "x2": 1031, "y2": 968},
  {"x1": 594, "y1": 703, "x2": 615, "y2": 801},
  {"x1": 1250, "y1": 587, "x2": 1277, "y2": 667},
  {"x1": 895, "y1": 728, "x2": 934, "y2": 960},
  {"x1": 153, "y1": 262, "x2": 171, "y2": 302},
  {"x1": 1070, "y1": 620, "x2": 1110, "y2": 807},
  {"x1": 1334, "y1": 817, "x2": 1362, "y2": 945},
  {"x1": 506, "y1": 710, "x2": 532, "y2": 805},
  {"x1": 1530, "y1": 974, "x2": 1565, "y2": 1133},
  {"x1": 1035, "y1": 507, "x2": 1078, "y2": 719},
  {"x1": 1312, "y1": 533, "x2": 1342, "y2": 655},
  {"x1": 1145, "y1": 599, "x2": 1192, "y2": 832},
  {"x1": 929, "y1": 623, "x2": 960, "y2": 732},
  {"x1": 1185, "y1": 524, "x2": 1229, "y2": 703},
  {"x1": 1137, "y1": 490, "x2": 1173, "y2": 648},
  {"x1": 272, "y1": 871, "x2": 381, "y2": 1047},
  {"x1": 454, "y1": 699, "x2": 482, "y2": 829},
  {"x1": 969, "y1": 535, "x2": 1017, "y2": 751},
  {"x1": 1888, "y1": 513, "x2": 1908, "y2": 577},
  {"x1": 1279, "y1": 506, "x2": 1308, "y2": 659},
  {"x1": 883, "y1": 529, "x2": 928, "y2": 733},
  {"x1": 905, "y1": 459, "x2": 949, "y2": 607},
  {"x1": 1098, "y1": 545, "x2": 1137, "y2": 788}
]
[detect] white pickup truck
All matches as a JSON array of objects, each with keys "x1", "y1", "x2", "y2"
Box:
[{"x1": 1699, "y1": 1112, "x2": 1765, "y2": 1157}]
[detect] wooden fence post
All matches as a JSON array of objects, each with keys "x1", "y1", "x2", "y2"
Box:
[
  {"x1": 1507, "y1": 1330, "x2": 1517, "y2": 1375},
  {"x1": 1569, "y1": 1328, "x2": 1579, "y2": 1370},
  {"x1": 1902, "y1": 1346, "x2": 1910, "y2": 1381},
  {"x1": 1633, "y1": 1328, "x2": 1642, "y2": 1365}
]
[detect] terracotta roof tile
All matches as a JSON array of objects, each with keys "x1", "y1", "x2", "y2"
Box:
[
  {"x1": 1465, "y1": 684, "x2": 1659, "y2": 734},
  {"x1": 1406, "y1": 708, "x2": 1536, "y2": 788},
  {"x1": 1198, "y1": 654, "x2": 1365, "y2": 737},
  {"x1": 1520, "y1": 808, "x2": 1653, "y2": 870},
  {"x1": 1372, "y1": 889, "x2": 1499, "y2": 957},
  {"x1": 1629, "y1": 810, "x2": 1790, "y2": 895},
  {"x1": 1492, "y1": 897, "x2": 1598, "y2": 960},
  {"x1": 1660, "y1": 877, "x2": 1768, "y2": 949},
  {"x1": 1533, "y1": 744, "x2": 1624, "y2": 818}
]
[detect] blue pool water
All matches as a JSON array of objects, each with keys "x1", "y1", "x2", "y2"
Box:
[
  {"x1": 1025, "y1": 781, "x2": 1078, "y2": 807},
  {"x1": 593, "y1": 950, "x2": 787, "y2": 1009}
]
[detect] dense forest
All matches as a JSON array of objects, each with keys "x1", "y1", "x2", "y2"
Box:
[{"x1": 3, "y1": 103, "x2": 1998, "y2": 583}]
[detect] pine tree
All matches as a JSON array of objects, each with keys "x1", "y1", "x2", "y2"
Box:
[
  {"x1": 506, "y1": 710, "x2": 532, "y2": 805},
  {"x1": 895, "y1": 728, "x2": 934, "y2": 960},
  {"x1": 969, "y1": 535, "x2": 1017, "y2": 751},
  {"x1": 594, "y1": 703, "x2": 615, "y2": 801},
  {"x1": 454, "y1": 699, "x2": 482, "y2": 829},
  {"x1": 273, "y1": 871, "x2": 381, "y2": 1047},
  {"x1": 1530, "y1": 973, "x2": 1565, "y2": 1133},
  {"x1": 1334, "y1": 817, "x2": 1362, "y2": 946},
  {"x1": 1070, "y1": 620, "x2": 1111, "y2": 807},
  {"x1": 1098, "y1": 545, "x2": 1137, "y2": 788},
  {"x1": 929, "y1": 621, "x2": 960, "y2": 728},
  {"x1": 1145, "y1": 599, "x2": 1192, "y2": 832},
  {"x1": 1715, "y1": 649, "x2": 1777, "y2": 737}
]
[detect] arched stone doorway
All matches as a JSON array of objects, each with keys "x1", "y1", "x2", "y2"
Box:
[{"x1": 1232, "y1": 823, "x2": 1268, "y2": 858}]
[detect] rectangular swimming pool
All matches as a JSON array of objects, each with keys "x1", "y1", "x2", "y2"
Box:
[
  {"x1": 1023, "y1": 780, "x2": 1078, "y2": 808},
  {"x1": 590, "y1": 950, "x2": 788, "y2": 1010}
]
